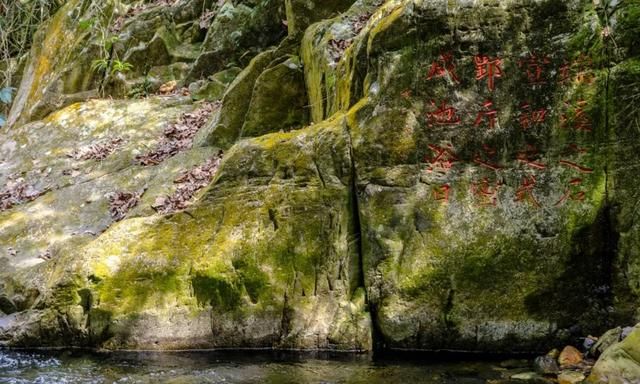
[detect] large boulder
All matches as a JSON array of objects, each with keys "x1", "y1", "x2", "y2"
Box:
[
  {"x1": 589, "y1": 324, "x2": 640, "y2": 383},
  {"x1": 0, "y1": 115, "x2": 371, "y2": 351},
  {"x1": 324, "y1": 0, "x2": 638, "y2": 352}
]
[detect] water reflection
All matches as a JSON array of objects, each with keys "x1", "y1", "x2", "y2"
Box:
[{"x1": 0, "y1": 349, "x2": 530, "y2": 384}]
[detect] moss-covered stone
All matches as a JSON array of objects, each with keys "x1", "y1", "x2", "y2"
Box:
[
  {"x1": 188, "y1": 67, "x2": 242, "y2": 101},
  {"x1": 0, "y1": 114, "x2": 370, "y2": 350},
  {"x1": 188, "y1": 0, "x2": 287, "y2": 80},
  {"x1": 200, "y1": 38, "x2": 300, "y2": 148},
  {"x1": 589, "y1": 324, "x2": 640, "y2": 383},
  {"x1": 6, "y1": 0, "x2": 112, "y2": 127},
  {"x1": 328, "y1": 0, "x2": 634, "y2": 352},
  {"x1": 240, "y1": 56, "x2": 309, "y2": 138},
  {"x1": 0, "y1": 97, "x2": 203, "y2": 268},
  {"x1": 199, "y1": 48, "x2": 279, "y2": 149}
]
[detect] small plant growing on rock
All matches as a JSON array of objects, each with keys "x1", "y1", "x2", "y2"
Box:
[
  {"x1": 91, "y1": 58, "x2": 109, "y2": 73},
  {"x1": 91, "y1": 59, "x2": 133, "y2": 75},
  {"x1": 111, "y1": 59, "x2": 134, "y2": 75}
]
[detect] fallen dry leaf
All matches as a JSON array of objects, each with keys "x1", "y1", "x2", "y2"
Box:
[
  {"x1": 68, "y1": 138, "x2": 124, "y2": 161},
  {"x1": 0, "y1": 178, "x2": 46, "y2": 211},
  {"x1": 136, "y1": 101, "x2": 218, "y2": 166},
  {"x1": 152, "y1": 155, "x2": 222, "y2": 214},
  {"x1": 158, "y1": 80, "x2": 177, "y2": 95},
  {"x1": 107, "y1": 190, "x2": 143, "y2": 221}
]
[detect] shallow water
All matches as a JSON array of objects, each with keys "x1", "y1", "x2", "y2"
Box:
[{"x1": 0, "y1": 349, "x2": 532, "y2": 384}]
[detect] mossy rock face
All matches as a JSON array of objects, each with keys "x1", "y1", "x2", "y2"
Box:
[
  {"x1": 188, "y1": 0, "x2": 287, "y2": 80},
  {"x1": 240, "y1": 56, "x2": 309, "y2": 139},
  {"x1": 200, "y1": 38, "x2": 301, "y2": 148},
  {"x1": 0, "y1": 97, "x2": 207, "y2": 270},
  {"x1": 2, "y1": 0, "x2": 640, "y2": 353},
  {"x1": 607, "y1": 57, "x2": 640, "y2": 326},
  {"x1": 6, "y1": 0, "x2": 111, "y2": 128},
  {"x1": 199, "y1": 48, "x2": 280, "y2": 149},
  {"x1": 5, "y1": 0, "x2": 285, "y2": 126},
  {"x1": 306, "y1": 0, "x2": 636, "y2": 351},
  {"x1": 0, "y1": 118, "x2": 370, "y2": 350},
  {"x1": 189, "y1": 67, "x2": 243, "y2": 101}
]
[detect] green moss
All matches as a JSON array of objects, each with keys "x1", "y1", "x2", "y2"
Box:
[
  {"x1": 617, "y1": 1, "x2": 640, "y2": 57},
  {"x1": 191, "y1": 273, "x2": 242, "y2": 311},
  {"x1": 203, "y1": 48, "x2": 278, "y2": 148},
  {"x1": 88, "y1": 308, "x2": 113, "y2": 343},
  {"x1": 239, "y1": 56, "x2": 309, "y2": 138},
  {"x1": 232, "y1": 258, "x2": 269, "y2": 304},
  {"x1": 96, "y1": 268, "x2": 184, "y2": 314}
]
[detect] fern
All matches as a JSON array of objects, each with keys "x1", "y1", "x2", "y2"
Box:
[
  {"x1": 111, "y1": 60, "x2": 133, "y2": 74},
  {"x1": 91, "y1": 58, "x2": 109, "y2": 73}
]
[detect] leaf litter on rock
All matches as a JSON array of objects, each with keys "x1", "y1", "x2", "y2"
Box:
[
  {"x1": 152, "y1": 154, "x2": 222, "y2": 214},
  {"x1": 327, "y1": 8, "x2": 380, "y2": 64},
  {"x1": 136, "y1": 101, "x2": 218, "y2": 166},
  {"x1": 68, "y1": 138, "x2": 124, "y2": 161},
  {"x1": 0, "y1": 178, "x2": 47, "y2": 212},
  {"x1": 107, "y1": 190, "x2": 144, "y2": 221}
]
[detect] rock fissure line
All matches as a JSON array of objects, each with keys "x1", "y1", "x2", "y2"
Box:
[
  {"x1": 345, "y1": 125, "x2": 385, "y2": 352},
  {"x1": 348, "y1": 147, "x2": 365, "y2": 295}
]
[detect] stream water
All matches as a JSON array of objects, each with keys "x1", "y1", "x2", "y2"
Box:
[{"x1": 0, "y1": 349, "x2": 535, "y2": 383}]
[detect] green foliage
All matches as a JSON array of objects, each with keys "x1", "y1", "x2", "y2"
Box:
[
  {"x1": 0, "y1": 0, "x2": 62, "y2": 58},
  {"x1": 617, "y1": 1, "x2": 640, "y2": 57},
  {"x1": 78, "y1": 18, "x2": 96, "y2": 31},
  {"x1": 91, "y1": 59, "x2": 133, "y2": 75},
  {"x1": 111, "y1": 60, "x2": 133, "y2": 74},
  {"x1": 103, "y1": 35, "x2": 120, "y2": 52},
  {"x1": 91, "y1": 58, "x2": 110, "y2": 73}
]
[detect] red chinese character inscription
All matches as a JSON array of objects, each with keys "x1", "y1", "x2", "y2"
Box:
[
  {"x1": 473, "y1": 144, "x2": 503, "y2": 171},
  {"x1": 426, "y1": 100, "x2": 462, "y2": 126},
  {"x1": 471, "y1": 178, "x2": 502, "y2": 206},
  {"x1": 433, "y1": 184, "x2": 451, "y2": 203},
  {"x1": 515, "y1": 176, "x2": 541, "y2": 208},
  {"x1": 555, "y1": 178, "x2": 586, "y2": 206},
  {"x1": 426, "y1": 53, "x2": 460, "y2": 83},
  {"x1": 519, "y1": 102, "x2": 547, "y2": 130},
  {"x1": 561, "y1": 100, "x2": 592, "y2": 132},
  {"x1": 516, "y1": 146, "x2": 546, "y2": 170},
  {"x1": 474, "y1": 55, "x2": 503, "y2": 91},
  {"x1": 474, "y1": 100, "x2": 498, "y2": 129},
  {"x1": 519, "y1": 53, "x2": 551, "y2": 85},
  {"x1": 424, "y1": 143, "x2": 459, "y2": 175}
]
